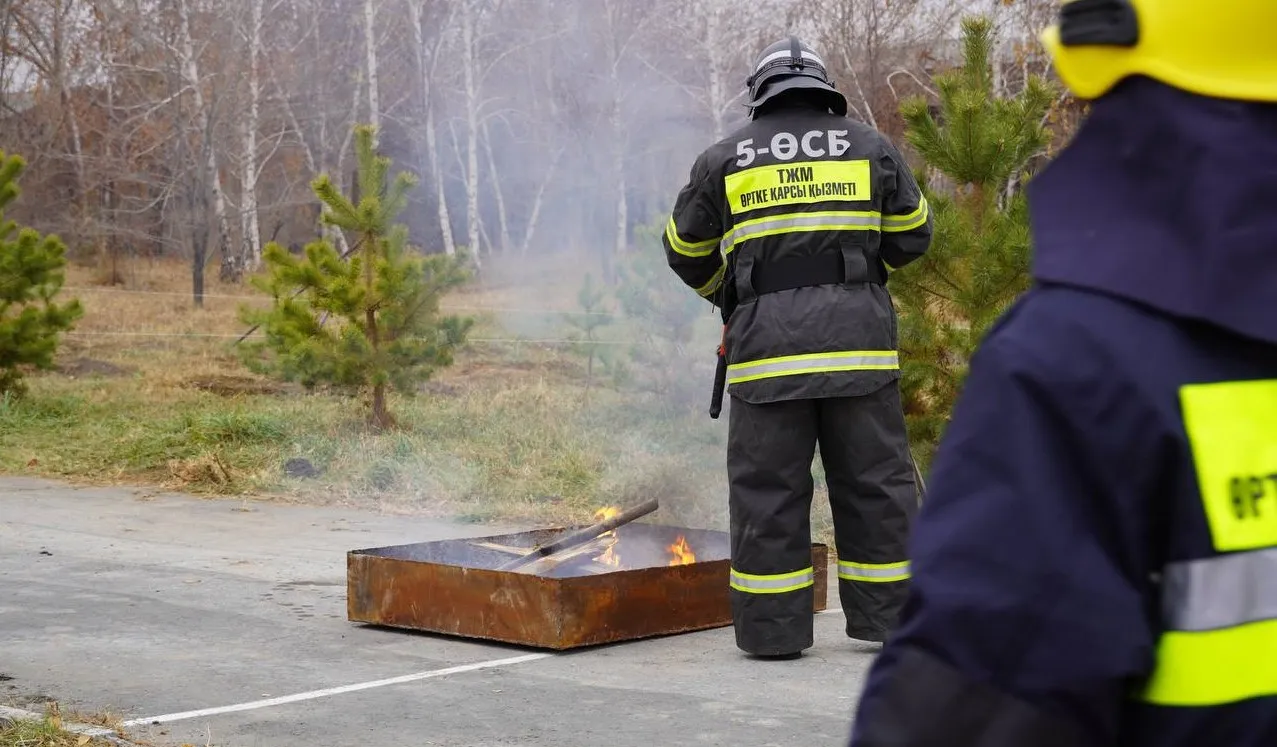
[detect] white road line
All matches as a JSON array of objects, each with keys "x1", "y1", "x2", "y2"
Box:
[{"x1": 121, "y1": 653, "x2": 552, "y2": 727}]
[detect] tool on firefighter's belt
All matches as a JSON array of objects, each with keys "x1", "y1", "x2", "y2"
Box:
[
  {"x1": 497, "y1": 498, "x2": 660, "y2": 573},
  {"x1": 709, "y1": 326, "x2": 727, "y2": 419}
]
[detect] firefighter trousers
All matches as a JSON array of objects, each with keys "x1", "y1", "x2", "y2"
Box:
[{"x1": 726, "y1": 382, "x2": 918, "y2": 656}]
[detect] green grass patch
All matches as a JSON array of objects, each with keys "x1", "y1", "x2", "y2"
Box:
[{"x1": 0, "y1": 341, "x2": 778, "y2": 532}]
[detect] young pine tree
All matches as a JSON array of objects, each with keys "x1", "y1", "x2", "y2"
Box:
[
  {"x1": 239, "y1": 125, "x2": 473, "y2": 430},
  {"x1": 614, "y1": 221, "x2": 713, "y2": 412},
  {"x1": 890, "y1": 15, "x2": 1056, "y2": 465},
  {"x1": 0, "y1": 150, "x2": 84, "y2": 399},
  {"x1": 563, "y1": 273, "x2": 619, "y2": 402}
]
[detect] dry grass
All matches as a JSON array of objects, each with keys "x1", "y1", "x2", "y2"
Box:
[
  {"x1": 1, "y1": 252, "x2": 830, "y2": 536},
  {"x1": 0, "y1": 703, "x2": 143, "y2": 747}
]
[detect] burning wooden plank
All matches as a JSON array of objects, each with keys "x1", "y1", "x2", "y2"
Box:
[{"x1": 496, "y1": 498, "x2": 660, "y2": 573}]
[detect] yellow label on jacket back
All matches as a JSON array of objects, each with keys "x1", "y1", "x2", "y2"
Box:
[
  {"x1": 1179, "y1": 379, "x2": 1277, "y2": 551},
  {"x1": 724, "y1": 160, "x2": 872, "y2": 216}
]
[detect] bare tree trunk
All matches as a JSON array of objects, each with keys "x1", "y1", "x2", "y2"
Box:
[
  {"x1": 47, "y1": 0, "x2": 88, "y2": 227},
  {"x1": 705, "y1": 2, "x2": 727, "y2": 141},
  {"x1": 407, "y1": 0, "x2": 456, "y2": 256},
  {"x1": 481, "y1": 120, "x2": 510, "y2": 255},
  {"x1": 239, "y1": 0, "x2": 264, "y2": 271},
  {"x1": 519, "y1": 146, "x2": 564, "y2": 257},
  {"x1": 609, "y1": 91, "x2": 627, "y2": 260},
  {"x1": 363, "y1": 0, "x2": 380, "y2": 138},
  {"x1": 461, "y1": 0, "x2": 482, "y2": 268},
  {"x1": 177, "y1": 0, "x2": 234, "y2": 282},
  {"x1": 425, "y1": 101, "x2": 455, "y2": 256}
]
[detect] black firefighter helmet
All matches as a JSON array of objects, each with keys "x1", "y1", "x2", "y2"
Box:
[{"x1": 745, "y1": 36, "x2": 848, "y2": 119}]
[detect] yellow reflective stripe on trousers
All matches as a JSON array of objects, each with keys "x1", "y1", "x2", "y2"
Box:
[
  {"x1": 838, "y1": 560, "x2": 910, "y2": 583},
  {"x1": 1140, "y1": 548, "x2": 1277, "y2": 706},
  {"x1": 881, "y1": 196, "x2": 929, "y2": 233},
  {"x1": 730, "y1": 567, "x2": 815, "y2": 595},
  {"x1": 728, "y1": 351, "x2": 899, "y2": 385},
  {"x1": 719, "y1": 210, "x2": 882, "y2": 255},
  {"x1": 665, "y1": 217, "x2": 721, "y2": 258},
  {"x1": 695, "y1": 262, "x2": 726, "y2": 298}
]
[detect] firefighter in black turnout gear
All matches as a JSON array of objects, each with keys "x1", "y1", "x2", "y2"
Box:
[{"x1": 661, "y1": 37, "x2": 932, "y2": 658}]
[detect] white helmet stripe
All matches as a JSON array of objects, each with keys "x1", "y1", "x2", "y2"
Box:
[{"x1": 753, "y1": 49, "x2": 825, "y2": 73}]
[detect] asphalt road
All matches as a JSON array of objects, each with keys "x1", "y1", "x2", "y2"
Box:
[{"x1": 0, "y1": 477, "x2": 876, "y2": 747}]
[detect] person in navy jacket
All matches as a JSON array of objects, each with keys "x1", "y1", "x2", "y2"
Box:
[{"x1": 848, "y1": 1, "x2": 1277, "y2": 745}]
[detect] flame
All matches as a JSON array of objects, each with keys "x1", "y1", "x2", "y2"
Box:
[
  {"x1": 597, "y1": 543, "x2": 621, "y2": 567},
  {"x1": 667, "y1": 535, "x2": 696, "y2": 566},
  {"x1": 593, "y1": 506, "x2": 623, "y2": 567}
]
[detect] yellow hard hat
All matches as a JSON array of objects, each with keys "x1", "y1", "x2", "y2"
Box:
[{"x1": 1040, "y1": 0, "x2": 1277, "y2": 102}]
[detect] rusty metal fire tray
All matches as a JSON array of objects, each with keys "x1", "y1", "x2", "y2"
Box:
[{"x1": 347, "y1": 522, "x2": 829, "y2": 650}]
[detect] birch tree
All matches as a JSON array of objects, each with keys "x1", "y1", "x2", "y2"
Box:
[
  {"x1": 407, "y1": 0, "x2": 456, "y2": 257},
  {"x1": 176, "y1": 0, "x2": 235, "y2": 282},
  {"x1": 362, "y1": 0, "x2": 379, "y2": 141},
  {"x1": 237, "y1": 0, "x2": 265, "y2": 271}
]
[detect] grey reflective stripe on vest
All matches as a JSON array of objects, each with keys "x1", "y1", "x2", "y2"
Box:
[
  {"x1": 729, "y1": 567, "x2": 815, "y2": 594},
  {"x1": 728, "y1": 352, "x2": 899, "y2": 385},
  {"x1": 719, "y1": 211, "x2": 882, "y2": 255},
  {"x1": 1162, "y1": 547, "x2": 1277, "y2": 631}
]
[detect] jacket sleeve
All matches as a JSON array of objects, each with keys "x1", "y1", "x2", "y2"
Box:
[
  {"x1": 848, "y1": 318, "x2": 1158, "y2": 747},
  {"x1": 662, "y1": 152, "x2": 727, "y2": 304},
  {"x1": 877, "y1": 139, "x2": 932, "y2": 271}
]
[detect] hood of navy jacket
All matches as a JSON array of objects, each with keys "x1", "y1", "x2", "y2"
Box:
[{"x1": 1028, "y1": 76, "x2": 1277, "y2": 346}]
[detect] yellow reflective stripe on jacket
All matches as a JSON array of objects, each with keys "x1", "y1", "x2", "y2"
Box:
[
  {"x1": 695, "y1": 262, "x2": 726, "y2": 298},
  {"x1": 881, "y1": 196, "x2": 930, "y2": 233},
  {"x1": 719, "y1": 210, "x2": 882, "y2": 255},
  {"x1": 1178, "y1": 378, "x2": 1277, "y2": 552},
  {"x1": 730, "y1": 567, "x2": 815, "y2": 595},
  {"x1": 665, "y1": 216, "x2": 721, "y2": 258},
  {"x1": 838, "y1": 560, "x2": 910, "y2": 583},
  {"x1": 728, "y1": 350, "x2": 899, "y2": 385},
  {"x1": 1139, "y1": 548, "x2": 1277, "y2": 706},
  {"x1": 1141, "y1": 617, "x2": 1277, "y2": 706}
]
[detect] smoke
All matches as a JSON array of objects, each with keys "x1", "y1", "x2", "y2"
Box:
[{"x1": 373, "y1": 0, "x2": 818, "y2": 536}]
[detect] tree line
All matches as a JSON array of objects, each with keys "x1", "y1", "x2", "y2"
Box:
[{"x1": 2, "y1": 0, "x2": 1067, "y2": 303}]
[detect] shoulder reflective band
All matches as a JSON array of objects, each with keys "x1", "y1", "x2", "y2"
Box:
[
  {"x1": 882, "y1": 197, "x2": 930, "y2": 233},
  {"x1": 724, "y1": 160, "x2": 873, "y2": 216},
  {"x1": 719, "y1": 211, "x2": 882, "y2": 256},
  {"x1": 838, "y1": 560, "x2": 910, "y2": 583},
  {"x1": 728, "y1": 351, "x2": 899, "y2": 385},
  {"x1": 1178, "y1": 379, "x2": 1277, "y2": 552},
  {"x1": 1140, "y1": 548, "x2": 1277, "y2": 706},
  {"x1": 665, "y1": 216, "x2": 721, "y2": 258},
  {"x1": 730, "y1": 567, "x2": 815, "y2": 595}
]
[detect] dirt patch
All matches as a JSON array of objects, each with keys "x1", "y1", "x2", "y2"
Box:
[
  {"x1": 55, "y1": 358, "x2": 134, "y2": 378},
  {"x1": 184, "y1": 374, "x2": 289, "y2": 397}
]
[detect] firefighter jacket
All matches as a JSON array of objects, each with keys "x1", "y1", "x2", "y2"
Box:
[
  {"x1": 662, "y1": 101, "x2": 932, "y2": 404},
  {"x1": 849, "y1": 77, "x2": 1277, "y2": 747}
]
